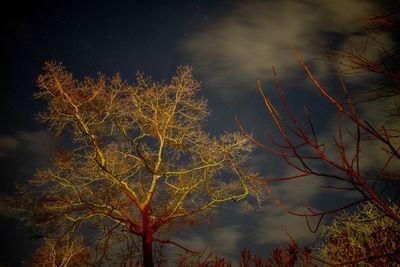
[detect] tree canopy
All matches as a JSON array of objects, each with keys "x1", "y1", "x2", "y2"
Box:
[
  {"x1": 318, "y1": 202, "x2": 400, "y2": 265},
  {"x1": 14, "y1": 64, "x2": 259, "y2": 266}
]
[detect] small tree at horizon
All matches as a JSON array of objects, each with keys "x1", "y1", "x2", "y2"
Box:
[
  {"x1": 13, "y1": 63, "x2": 259, "y2": 266},
  {"x1": 318, "y1": 202, "x2": 400, "y2": 265},
  {"x1": 29, "y1": 234, "x2": 91, "y2": 267}
]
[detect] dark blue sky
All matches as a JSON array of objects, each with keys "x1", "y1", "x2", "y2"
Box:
[
  {"x1": 0, "y1": 2, "x2": 250, "y2": 265},
  {"x1": 1, "y1": 0, "x2": 223, "y2": 129},
  {"x1": 0, "y1": 0, "x2": 388, "y2": 266}
]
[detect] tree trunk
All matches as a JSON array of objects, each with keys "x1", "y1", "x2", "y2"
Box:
[{"x1": 142, "y1": 235, "x2": 154, "y2": 267}]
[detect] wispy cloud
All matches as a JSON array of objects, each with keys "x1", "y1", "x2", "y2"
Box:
[
  {"x1": 180, "y1": 2, "x2": 392, "y2": 257},
  {"x1": 182, "y1": 0, "x2": 378, "y2": 98},
  {"x1": 0, "y1": 130, "x2": 52, "y2": 194},
  {"x1": 0, "y1": 135, "x2": 20, "y2": 158},
  {"x1": 211, "y1": 225, "x2": 243, "y2": 257},
  {"x1": 175, "y1": 224, "x2": 243, "y2": 260},
  {"x1": 0, "y1": 131, "x2": 51, "y2": 160},
  {"x1": 172, "y1": 167, "x2": 326, "y2": 260},
  {"x1": 318, "y1": 94, "x2": 400, "y2": 178},
  {"x1": 255, "y1": 207, "x2": 316, "y2": 245}
]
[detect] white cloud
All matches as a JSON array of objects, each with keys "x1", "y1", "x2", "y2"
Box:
[
  {"x1": 0, "y1": 135, "x2": 20, "y2": 158},
  {"x1": 0, "y1": 131, "x2": 51, "y2": 160},
  {"x1": 182, "y1": 0, "x2": 379, "y2": 98},
  {"x1": 212, "y1": 225, "x2": 242, "y2": 257},
  {"x1": 318, "y1": 95, "x2": 400, "y2": 175},
  {"x1": 255, "y1": 206, "x2": 317, "y2": 245},
  {"x1": 253, "y1": 170, "x2": 325, "y2": 245},
  {"x1": 176, "y1": 234, "x2": 208, "y2": 252},
  {"x1": 0, "y1": 131, "x2": 52, "y2": 181},
  {"x1": 174, "y1": 224, "x2": 243, "y2": 258}
]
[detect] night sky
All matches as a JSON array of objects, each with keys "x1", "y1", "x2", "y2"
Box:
[{"x1": 0, "y1": 0, "x2": 390, "y2": 266}]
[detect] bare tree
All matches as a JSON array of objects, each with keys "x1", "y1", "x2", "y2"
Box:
[
  {"x1": 29, "y1": 234, "x2": 91, "y2": 267},
  {"x1": 236, "y1": 4, "x2": 400, "y2": 263},
  {"x1": 13, "y1": 63, "x2": 259, "y2": 266},
  {"x1": 318, "y1": 202, "x2": 400, "y2": 266},
  {"x1": 325, "y1": 3, "x2": 400, "y2": 104},
  {"x1": 238, "y1": 48, "x2": 400, "y2": 231}
]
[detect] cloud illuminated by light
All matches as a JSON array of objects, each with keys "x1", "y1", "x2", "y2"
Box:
[{"x1": 182, "y1": 0, "x2": 378, "y2": 97}]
